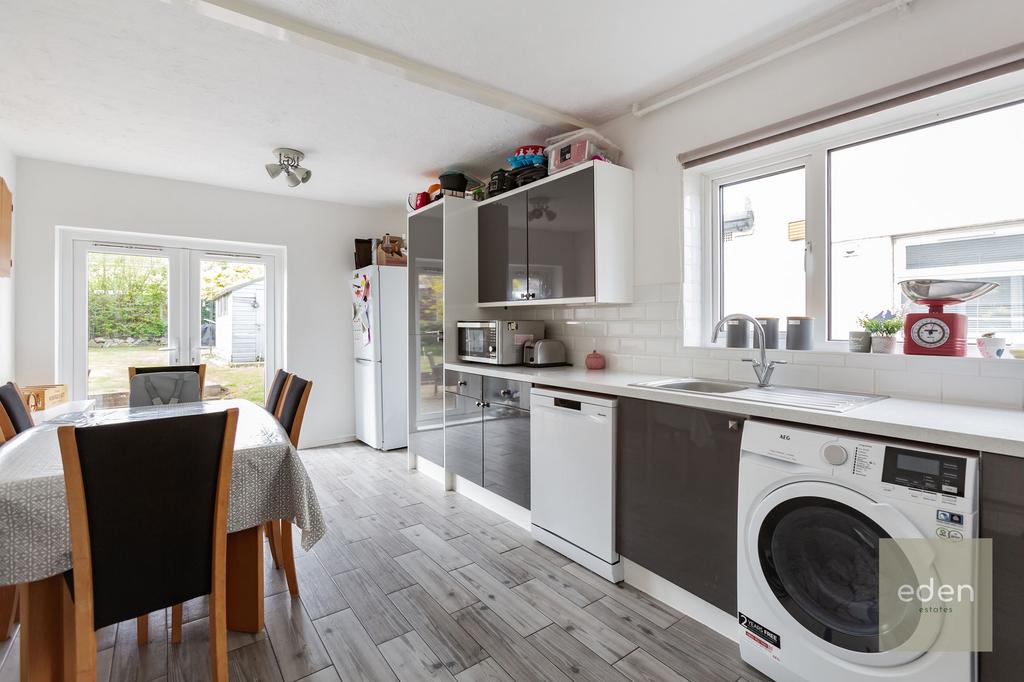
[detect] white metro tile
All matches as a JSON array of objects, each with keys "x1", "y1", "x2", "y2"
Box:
[
  {"x1": 845, "y1": 353, "x2": 907, "y2": 371},
  {"x1": 619, "y1": 305, "x2": 646, "y2": 320},
  {"x1": 584, "y1": 322, "x2": 607, "y2": 337},
  {"x1": 738, "y1": 362, "x2": 817, "y2": 389},
  {"x1": 818, "y1": 367, "x2": 875, "y2": 394},
  {"x1": 593, "y1": 337, "x2": 619, "y2": 353},
  {"x1": 692, "y1": 359, "x2": 730, "y2": 380},
  {"x1": 905, "y1": 356, "x2": 980, "y2": 376},
  {"x1": 646, "y1": 338, "x2": 675, "y2": 355},
  {"x1": 607, "y1": 321, "x2": 632, "y2": 336},
  {"x1": 660, "y1": 322, "x2": 683, "y2": 337},
  {"x1": 659, "y1": 284, "x2": 681, "y2": 301},
  {"x1": 632, "y1": 322, "x2": 660, "y2": 337},
  {"x1": 618, "y1": 337, "x2": 646, "y2": 354},
  {"x1": 594, "y1": 306, "x2": 620, "y2": 321},
  {"x1": 874, "y1": 371, "x2": 942, "y2": 401},
  {"x1": 606, "y1": 354, "x2": 635, "y2": 371},
  {"x1": 645, "y1": 302, "x2": 678, "y2": 321},
  {"x1": 633, "y1": 356, "x2": 661, "y2": 374},
  {"x1": 791, "y1": 352, "x2": 846, "y2": 367},
  {"x1": 941, "y1": 375, "x2": 1024, "y2": 409},
  {"x1": 573, "y1": 307, "x2": 595, "y2": 320},
  {"x1": 980, "y1": 358, "x2": 1024, "y2": 379},
  {"x1": 660, "y1": 357, "x2": 694, "y2": 377}
]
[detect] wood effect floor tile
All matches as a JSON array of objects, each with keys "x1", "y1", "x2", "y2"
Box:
[
  {"x1": 584, "y1": 598, "x2": 734, "y2": 682},
  {"x1": 360, "y1": 515, "x2": 419, "y2": 557},
  {"x1": 314, "y1": 609, "x2": 398, "y2": 682},
  {"x1": 296, "y1": 667, "x2": 341, "y2": 682},
  {"x1": 227, "y1": 638, "x2": 284, "y2": 682},
  {"x1": 167, "y1": 618, "x2": 211, "y2": 682},
  {"x1": 263, "y1": 591, "x2": 333, "y2": 682},
  {"x1": 493, "y1": 522, "x2": 573, "y2": 566},
  {"x1": 453, "y1": 658, "x2": 513, "y2": 682},
  {"x1": 388, "y1": 585, "x2": 487, "y2": 675},
  {"x1": 331, "y1": 568, "x2": 412, "y2": 644},
  {"x1": 266, "y1": 541, "x2": 292, "y2": 596},
  {"x1": 451, "y1": 564, "x2": 551, "y2": 637},
  {"x1": 505, "y1": 547, "x2": 605, "y2": 608},
  {"x1": 97, "y1": 646, "x2": 114, "y2": 682},
  {"x1": 613, "y1": 649, "x2": 690, "y2": 682},
  {"x1": 447, "y1": 536, "x2": 532, "y2": 588},
  {"x1": 526, "y1": 624, "x2": 630, "y2": 682},
  {"x1": 395, "y1": 550, "x2": 478, "y2": 613},
  {"x1": 563, "y1": 564, "x2": 682, "y2": 630},
  {"x1": 513, "y1": 579, "x2": 637, "y2": 664},
  {"x1": 406, "y1": 504, "x2": 470, "y2": 541},
  {"x1": 453, "y1": 603, "x2": 569, "y2": 682},
  {"x1": 293, "y1": 554, "x2": 348, "y2": 620},
  {"x1": 348, "y1": 537, "x2": 417, "y2": 594},
  {"x1": 448, "y1": 514, "x2": 520, "y2": 553},
  {"x1": 111, "y1": 609, "x2": 167, "y2": 682},
  {"x1": 311, "y1": 528, "x2": 359, "y2": 575},
  {"x1": 378, "y1": 631, "x2": 458, "y2": 682},
  {"x1": 400, "y1": 525, "x2": 472, "y2": 571}
]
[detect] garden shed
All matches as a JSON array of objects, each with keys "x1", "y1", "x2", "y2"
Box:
[{"x1": 207, "y1": 277, "x2": 266, "y2": 364}]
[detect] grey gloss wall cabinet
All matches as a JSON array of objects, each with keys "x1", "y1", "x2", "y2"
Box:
[
  {"x1": 408, "y1": 204, "x2": 445, "y2": 467},
  {"x1": 443, "y1": 370, "x2": 532, "y2": 509},
  {"x1": 979, "y1": 452, "x2": 1024, "y2": 681},
  {"x1": 477, "y1": 161, "x2": 634, "y2": 306},
  {"x1": 617, "y1": 398, "x2": 743, "y2": 615}
]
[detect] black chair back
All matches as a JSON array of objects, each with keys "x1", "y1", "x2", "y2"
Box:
[
  {"x1": 265, "y1": 369, "x2": 291, "y2": 414},
  {"x1": 0, "y1": 382, "x2": 33, "y2": 438},
  {"x1": 275, "y1": 375, "x2": 312, "y2": 446},
  {"x1": 61, "y1": 410, "x2": 235, "y2": 629}
]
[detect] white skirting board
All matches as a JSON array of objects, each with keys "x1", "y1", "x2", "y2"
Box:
[
  {"x1": 301, "y1": 434, "x2": 357, "y2": 449},
  {"x1": 409, "y1": 455, "x2": 735, "y2": 641},
  {"x1": 531, "y1": 524, "x2": 623, "y2": 582},
  {"x1": 412, "y1": 454, "x2": 446, "y2": 485}
]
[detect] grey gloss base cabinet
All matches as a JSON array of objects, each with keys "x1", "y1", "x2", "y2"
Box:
[
  {"x1": 616, "y1": 398, "x2": 743, "y2": 615},
  {"x1": 443, "y1": 372, "x2": 531, "y2": 509},
  {"x1": 979, "y1": 452, "x2": 1024, "y2": 681}
]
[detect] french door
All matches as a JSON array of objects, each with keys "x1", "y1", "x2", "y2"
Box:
[{"x1": 70, "y1": 239, "x2": 276, "y2": 407}]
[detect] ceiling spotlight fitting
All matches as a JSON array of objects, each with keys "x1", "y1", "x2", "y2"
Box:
[{"x1": 266, "y1": 147, "x2": 312, "y2": 186}]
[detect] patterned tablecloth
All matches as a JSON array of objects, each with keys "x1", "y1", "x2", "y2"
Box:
[{"x1": 0, "y1": 399, "x2": 325, "y2": 586}]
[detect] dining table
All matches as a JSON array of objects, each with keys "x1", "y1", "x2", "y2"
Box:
[{"x1": 0, "y1": 398, "x2": 326, "y2": 680}]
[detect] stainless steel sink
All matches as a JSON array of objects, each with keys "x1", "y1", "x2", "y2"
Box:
[
  {"x1": 630, "y1": 378, "x2": 887, "y2": 413},
  {"x1": 636, "y1": 378, "x2": 748, "y2": 394}
]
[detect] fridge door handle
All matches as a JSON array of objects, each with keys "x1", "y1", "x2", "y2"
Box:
[{"x1": 355, "y1": 358, "x2": 374, "y2": 364}]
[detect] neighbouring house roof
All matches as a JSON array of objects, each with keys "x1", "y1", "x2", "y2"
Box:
[{"x1": 209, "y1": 277, "x2": 265, "y2": 302}]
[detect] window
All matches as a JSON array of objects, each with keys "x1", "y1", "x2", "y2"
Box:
[
  {"x1": 703, "y1": 92, "x2": 1024, "y2": 348},
  {"x1": 717, "y1": 167, "x2": 806, "y2": 321}
]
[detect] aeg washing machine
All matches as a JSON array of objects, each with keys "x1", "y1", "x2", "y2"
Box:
[{"x1": 737, "y1": 420, "x2": 979, "y2": 682}]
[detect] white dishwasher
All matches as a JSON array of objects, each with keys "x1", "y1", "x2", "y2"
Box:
[{"x1": 530, "y1": 387, "x2": 622, "y2": 582}]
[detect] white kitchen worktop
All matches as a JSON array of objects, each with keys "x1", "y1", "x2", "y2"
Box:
[{"x1": 445, "y1": 362, "x2": 1024, "y2": 458}]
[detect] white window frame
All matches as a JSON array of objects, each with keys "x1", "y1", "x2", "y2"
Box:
[
  {"x1": 692, "y1": 74, "x2": 1024, "y2": 350},
  {"x1": 57, "y1": 226, "x2": 286, "y2": 400}
]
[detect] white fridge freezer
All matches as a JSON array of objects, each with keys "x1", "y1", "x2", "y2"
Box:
[{"x1": 352, "y1": 265, "x2": 408, "y2": 450}]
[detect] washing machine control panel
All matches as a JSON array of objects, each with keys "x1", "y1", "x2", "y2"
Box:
[{"x1": 880, "y1": 446, "x2": 967, "y2": 497}]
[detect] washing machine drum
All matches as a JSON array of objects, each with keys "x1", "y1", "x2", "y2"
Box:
[{"x1": 758, "y1": 496, "x2": 920, "y2": 654}]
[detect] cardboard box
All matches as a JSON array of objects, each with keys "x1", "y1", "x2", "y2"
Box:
[{"x1": 21, "y1": 384, "x2": 68, "y2": 412}]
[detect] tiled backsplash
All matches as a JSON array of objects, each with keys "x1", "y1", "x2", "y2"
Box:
[{"x1": 519, "y1": 283, "x2": 1024, "y2": 410}]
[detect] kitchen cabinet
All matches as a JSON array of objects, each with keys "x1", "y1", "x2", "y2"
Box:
[
  {"x1": 408, "y1": 203, "x2": 445, "y2": 467},
  {"x1": 443, "y1": 371, "x2": 532, "y2": 509},
  {"x1": 476, "y1": 161, "x2": 633, "y2": 306},
  {"x1": 478, "y1": 192, "x2": 527, "y2": 303},
  {"x1": 980, "y1": 451, "x2": 1024, "y2": 681},
  {"x1": 617, "y1": 398, "x2": 743, "y2": 615}
]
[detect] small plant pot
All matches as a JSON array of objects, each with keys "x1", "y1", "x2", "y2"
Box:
[
  {"x1": 848, "y1": 331, "x2": 872, "y2": 353},
  {"x1": 871, "y1": 336, "x2": 898, "y2": 354}
]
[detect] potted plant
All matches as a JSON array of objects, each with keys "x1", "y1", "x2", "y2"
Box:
[{"x1": 857, "y1": 310, "x2": 904, "y2": 354}]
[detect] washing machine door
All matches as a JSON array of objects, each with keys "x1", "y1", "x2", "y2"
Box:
[{"x1": 747, "y1": 481, "x2": 942, "y2": 667}]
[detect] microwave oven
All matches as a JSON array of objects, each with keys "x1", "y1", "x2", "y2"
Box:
[{"x1": 457, "y1": 320, "x2": 545, "y2": 365}]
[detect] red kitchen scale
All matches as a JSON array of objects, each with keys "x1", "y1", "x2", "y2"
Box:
[{"x1": 900, "y1": 279, "x2": 999, "y2": 356}]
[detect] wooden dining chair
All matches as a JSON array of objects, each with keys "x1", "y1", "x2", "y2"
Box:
[
  {"x1": 58, "y1": 408, "x2": 238, "y2": 682},
  {"x1": 129, "y1": 364, "x2": 207, "y2": 396},
  {"x1": 0, "y1": 381, "x2": 34, "y2": 441},
  {"x1": 265, "y1": 369, "x2": 291, "y2": 415},
  {"x1": 128, "y1": 371, "x2": 202, "y2": 407},
  {"x1": 265, "y1": 374, "x2": 313, "y2": 597}
]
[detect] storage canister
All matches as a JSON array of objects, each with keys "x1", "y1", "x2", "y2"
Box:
[
  {"x1": 755, "y1": 317, "x2": 779, "y2": 349},
  {"x1": 786, "y1": 317, "x2": 814, "y2": 350},
  {"x1": 726, "y1": 318, "x2": 750, "y2": 348}
]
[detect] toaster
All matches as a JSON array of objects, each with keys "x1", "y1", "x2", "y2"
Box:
[{"x1": 524, "y1": 339, "x2": 568, "y2": 367}]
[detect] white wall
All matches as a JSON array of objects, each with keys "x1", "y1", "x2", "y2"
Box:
[
  {"x1": 0, "y1": 141, "x2": 14, "y2": 381},
  {"x1": 521, "y1": 0, "x2": 1024, "y2": 410},
  {"x1": 14, "y1": 158, "x2": 406, "y2": 446}
]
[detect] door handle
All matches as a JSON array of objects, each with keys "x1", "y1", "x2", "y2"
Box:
[{"x1": 457, "y1": 380, "x2": 467, "y2": 387}]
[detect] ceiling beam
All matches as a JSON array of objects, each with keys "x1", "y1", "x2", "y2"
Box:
[{"x1": 169, "y1": 0, "x2": 591, "y2": 130}]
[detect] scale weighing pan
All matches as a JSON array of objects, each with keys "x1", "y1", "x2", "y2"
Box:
[{"x1": 900, "y1": 279, "x2": 999, "y2": 306}]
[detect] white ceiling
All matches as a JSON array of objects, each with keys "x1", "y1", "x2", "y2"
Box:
[{"x1": 0, "y1": 0, "x2": 849, "y2": 207}]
